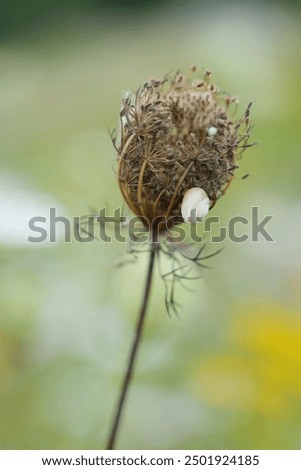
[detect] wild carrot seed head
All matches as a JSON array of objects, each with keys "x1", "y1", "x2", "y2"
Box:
[{"x1": 114, "y1": 68, "x2": 253, "y2": 231}]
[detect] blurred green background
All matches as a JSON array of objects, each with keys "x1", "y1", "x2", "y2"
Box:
[{"x1": 1, "y1": 0, "x2": 301, "y2": 450}]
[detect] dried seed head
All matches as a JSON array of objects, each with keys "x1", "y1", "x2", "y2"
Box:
[{"x1": 114, "y1": 69, "x2": 253, "y2": 231}]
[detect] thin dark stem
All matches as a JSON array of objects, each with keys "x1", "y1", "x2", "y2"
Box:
[{"x1": 106, "y1": 233, "x2": 158, "y2": 450}]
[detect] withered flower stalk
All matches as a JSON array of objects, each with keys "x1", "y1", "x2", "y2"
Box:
[{"x1": 106, "y1": 68, "x2": 253, "y2": 449}]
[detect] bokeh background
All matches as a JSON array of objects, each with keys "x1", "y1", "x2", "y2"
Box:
[{"x1": 1, "y1": 0, "x2": 301, "y2": 450}]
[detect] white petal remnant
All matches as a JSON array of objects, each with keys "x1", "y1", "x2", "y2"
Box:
[
  {"x1": 207, "y1": 126, "x2": 218, "y2": 136},
  {"x1": 181, "y1": 187, "x2": 210, "y2": 223}
]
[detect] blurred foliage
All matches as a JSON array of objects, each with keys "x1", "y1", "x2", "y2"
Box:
[
  {"x1": 1, "y1": 0, "x2": 171, "y2": 39},
  {"x1": 2, "y1": 0, "x2": 301, "y2": 39},
  {"x1": 0, "y1": 0, "x2": 301, "y2": 450}
]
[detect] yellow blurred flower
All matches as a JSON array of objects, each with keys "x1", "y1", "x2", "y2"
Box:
[
  {"x1": 190, "y1": 354, "x2": 258, "y2": 409},
  {"x1": 190, "y1": 303, "x2": 301, "y2": 418}
]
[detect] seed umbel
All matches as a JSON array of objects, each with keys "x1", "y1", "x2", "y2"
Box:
[{"x1": 113, "y1": 68, "x2": 253, "y2": 231}]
